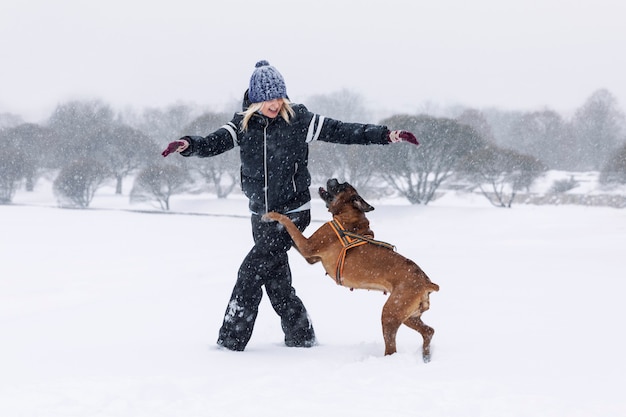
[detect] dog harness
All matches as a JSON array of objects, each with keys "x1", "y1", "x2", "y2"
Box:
[{"x1": 328, "y1": 218, "x2": 396, "y2": 285}]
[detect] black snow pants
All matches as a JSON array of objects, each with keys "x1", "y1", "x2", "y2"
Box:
[{"x1": 217, "y1": 210, "x2": 316, "y2": 351}]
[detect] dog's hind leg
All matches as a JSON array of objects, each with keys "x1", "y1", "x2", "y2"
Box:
[
  {"x1": 404, "y1": 315, "x2": 435, "y2": 363},
  {"x1": 381, "y1": 296, "x2": 405, "y2": 356}
]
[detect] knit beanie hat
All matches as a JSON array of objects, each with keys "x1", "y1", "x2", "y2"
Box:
[{"x1": 248, "y1": 60, "x2": 287, "y2": 103}]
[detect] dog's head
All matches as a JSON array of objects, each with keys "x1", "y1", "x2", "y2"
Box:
[{"x1": 318, "y1": 179, "x2": 374, "y2": 215}]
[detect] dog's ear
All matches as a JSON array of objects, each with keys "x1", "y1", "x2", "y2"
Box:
[{"x1": 352, "y1": 195, "x2": 375, "y2": 212}]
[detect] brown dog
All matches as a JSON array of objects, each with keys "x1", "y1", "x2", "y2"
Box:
[{"x1": 263, "y1": 179, "x2": 439, "y2": 361}]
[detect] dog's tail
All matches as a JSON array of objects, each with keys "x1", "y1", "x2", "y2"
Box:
[{"x1": 419, "y1": 283, "x2": 439, "y2": 312}]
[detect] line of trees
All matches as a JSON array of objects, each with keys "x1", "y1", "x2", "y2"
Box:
[{"x1": 1, "y1": 88, "x2": 625, "y2": 209}]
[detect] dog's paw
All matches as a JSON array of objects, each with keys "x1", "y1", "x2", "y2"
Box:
[
  {"x1": 422, "y1": 346, "x2": 432, "y2": 363},
  {"x1": 261, "y1": 212, "x2": 278, "y2": 222}
]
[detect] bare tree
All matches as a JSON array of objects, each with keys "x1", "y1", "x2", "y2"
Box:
[
  {"x1": 92, "y1": 124, "x2": 159, "y2": 194},
  {"x1": 53, "y1": 159, "x2": 108, "y2": 208},
  {"x1": 3, "y1": 123, "x2": 55, "y2": 191},
  {"x1": 506, "y1": 110, "x2": 574, "y2": 170},
  {"x1": 130, "y1": 163, "x2": 187, "y2": 211},
  {"x1": 379, "y1": 114, "x2": 486, "y2": 204},
  {"x1": 0, "y1": 150, "x2": 26, "y2": 204},
  {"x1": 600, "y1": 141, "x2": 626, "y2": 184},
  {"x1": 482, "y1": 108, "x2": 525, "y2": 150},
  {"x1": 456, "y1": 108, "x2": 495, "y2": 142},
  {"x1": 46, "y1": 99, "x2": 116, "y2": 168},
  {"x1": 180, "y1": 112, "x2": 239, "y2": 198},
  {"x1": 570, "y1": 89, "x2": 626, "y2": 170},
  {"x1": 127, "y1": 103, "x2": 199, "y2": 143},
  {"x1": 463, "y1": 146, "x2": 546, "y2": 208}
]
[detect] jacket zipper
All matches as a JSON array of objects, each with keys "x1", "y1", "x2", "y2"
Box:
[{"x1": 263, "y1": 121, "x2": 269, "y2": 214}]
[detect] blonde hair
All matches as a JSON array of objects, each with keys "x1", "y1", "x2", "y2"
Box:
[{"x1": 239, "y1": 99, "x2": 295, "y2": 132}]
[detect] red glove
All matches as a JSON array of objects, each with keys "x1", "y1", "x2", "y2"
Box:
[
  {"x1": 161, "y1": 139, "x2": 188, "y2": 157},
  {"x1": 387, "y1": 130, "x2": 419, "y2": 146}
]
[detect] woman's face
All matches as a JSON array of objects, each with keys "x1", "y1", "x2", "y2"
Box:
[{"x1": 259, "y1": 99, "x2": 283, "y2": 119}]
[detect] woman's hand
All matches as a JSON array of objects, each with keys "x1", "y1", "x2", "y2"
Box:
[
  {"x1": 161, "y1": 139, "x2": 190, "y2": 157},
  {"x1": 387, "y1": 130, "x2": 419, "y2": 146}
]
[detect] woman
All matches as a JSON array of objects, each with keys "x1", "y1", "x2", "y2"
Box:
[{"x1": 162, "y1": 60, "x2": 418, "y2": 351}]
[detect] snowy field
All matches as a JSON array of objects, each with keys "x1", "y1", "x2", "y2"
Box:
[{"x1": 2, "y1": 179, "x2": 625, "y2": 417}]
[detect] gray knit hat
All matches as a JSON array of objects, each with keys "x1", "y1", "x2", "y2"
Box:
[{"x1": 248, "y1": 60, "x2": 287, "y2": 103}]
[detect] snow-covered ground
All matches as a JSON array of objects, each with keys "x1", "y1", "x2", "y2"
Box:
[{"x1": 2, "y1": 177, "x2": 625, "y2": 416}]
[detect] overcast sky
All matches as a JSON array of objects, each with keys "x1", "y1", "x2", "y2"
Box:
[{"x1": 1, "y1": 0, "x2": 625, "y2": 122}]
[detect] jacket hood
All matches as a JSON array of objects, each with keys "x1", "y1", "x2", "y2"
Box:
[{"x1": 242, "y1": 89, "x2": 252, "y2": 111}]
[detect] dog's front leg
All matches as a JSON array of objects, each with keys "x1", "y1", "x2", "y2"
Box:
[{"x1": 262, "y1": 212, "x2": 314, "y2": 256}]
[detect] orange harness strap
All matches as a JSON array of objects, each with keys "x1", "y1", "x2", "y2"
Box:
[{"x1": 328, "y1": 218, "x2": 396, "y2": 285}]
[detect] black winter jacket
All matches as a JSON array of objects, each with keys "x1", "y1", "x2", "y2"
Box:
[{"x1": 181, "y1": 100, "x2": 389, "y2": 214}]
